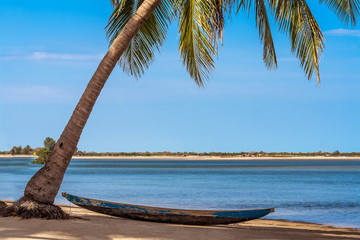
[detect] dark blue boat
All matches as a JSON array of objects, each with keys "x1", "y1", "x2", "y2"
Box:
[{"x1": 62, "y1": 192, "x2": 274, "y2": 225}]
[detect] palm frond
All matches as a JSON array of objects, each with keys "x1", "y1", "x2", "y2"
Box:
[
  {"x1": 234, "y1": 0, "x2": 277, "y2": 69},
  {"x1": 208, "y1": 0, "x2": 240, "y2": 50},
  {"x1": 269, "y1": 0, "x2": 325, "y2": 83},
  {"x1": 209, "y1": 0, "x2": 226, "y2": 49},
  {"x1": 176, "y1": 0, "x2": 217, "y2": 86},
  {"x1": 254, "y1": 0, "x2": 277, "y2": 69},
  {"x1": 320, "y1": 0, "x2": 360, "y2": 27},
  {"x1": 110, "y1": 0, "x2": 121, "y2": 7},
  {"x1": 106, "y1": 0, "x2": 174, "y2": 79},
  {"x1": 236, "y1": 0, "x2": 252, "y2": 14}
]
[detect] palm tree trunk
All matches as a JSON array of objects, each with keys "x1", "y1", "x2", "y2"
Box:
[{"x1": 8, "y1": 0, "x2": 162, "y2": 218}]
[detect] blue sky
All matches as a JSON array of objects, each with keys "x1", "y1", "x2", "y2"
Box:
[{"x1": 1, "y1": 0, "x2": 359, "y2": 153}]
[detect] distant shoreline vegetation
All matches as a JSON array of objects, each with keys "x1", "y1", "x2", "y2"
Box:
[
  {"x1": 0, "y1": 137, "x2": 57, "y2": 164},
  {"x1": 1, "y1": 142, "x2": 360, "y2": 163},
  {"x1": 53, "y1": 150, "x2": 360, "y2": 157}
]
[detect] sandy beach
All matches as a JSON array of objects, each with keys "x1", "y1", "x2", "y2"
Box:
[{"x1": 1, "y1": 201, "x2": 360, "y2": 240}]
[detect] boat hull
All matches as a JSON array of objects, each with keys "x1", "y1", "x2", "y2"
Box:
[{"x1": 62, "y1": 192, "x2": 274, "y2": 225}]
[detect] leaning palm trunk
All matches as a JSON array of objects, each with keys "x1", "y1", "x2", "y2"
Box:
[{"x1": 3, "y1": 0, "x2": 162, "y2": 219}]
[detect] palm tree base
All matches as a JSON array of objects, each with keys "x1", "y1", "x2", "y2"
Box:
[
  {"x1": 0, "y1": 200, "x2": 7, "y2": 214},
  {"x1": 1, "y1": 197, "x2": 69, "y2": 219}
]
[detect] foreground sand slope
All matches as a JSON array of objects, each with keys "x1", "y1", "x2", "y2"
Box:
[{"x1": 1, "y1": 202, "x2": 360, "y2": 240}]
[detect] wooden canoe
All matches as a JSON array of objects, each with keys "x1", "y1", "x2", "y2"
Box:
[{"x1": 62, "y1": 192, "x2": 274, "y2": 225}]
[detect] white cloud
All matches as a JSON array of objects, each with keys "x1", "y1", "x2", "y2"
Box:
[
  {"x1": 324, "y1": 29, "x2": 360, "y2": 37},
  {"x1": 278, "y1": 58, "x2": 297, "y2": 62},
  {"x1": 0, "y1": 56, "x2": 19, "y2": 60},
  {"x1": 0, "y1": 52, "x2": 104, "y2": 61},
  {"x1": 27, "y1": 52, "x2": 104, "y2": 60},
  {"x1": 0, "y1": 85, "x2": 73, "y2": 103}
]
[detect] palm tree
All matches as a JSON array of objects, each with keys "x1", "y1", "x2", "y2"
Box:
[{"x1": 1, "y1": 0, "x2": 359, "y2": 219}]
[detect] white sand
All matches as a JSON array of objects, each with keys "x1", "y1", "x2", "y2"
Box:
[{"x1": 1, "y1": 201, "x2": 359, "y2": 240}]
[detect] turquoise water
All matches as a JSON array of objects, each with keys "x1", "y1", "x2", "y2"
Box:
[{"x1": 1, "y1": 157, "x2": 359, "y2": 228}]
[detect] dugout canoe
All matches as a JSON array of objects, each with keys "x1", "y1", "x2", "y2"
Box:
[{"x1": 62, "y1": 192, "x2": 274, "y2": 225}]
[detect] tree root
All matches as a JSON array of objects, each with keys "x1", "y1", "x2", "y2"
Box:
[
  {"x1": 1, "y1": 197, "x2": 69, "y2": 219},
  {"x1": 0, "y1": 200, "x2": 7, "y2": 214}
]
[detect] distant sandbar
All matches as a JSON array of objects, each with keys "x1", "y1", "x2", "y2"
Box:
[{"x1": 1, "y1": 154, "x2": 360, "y2": 160}]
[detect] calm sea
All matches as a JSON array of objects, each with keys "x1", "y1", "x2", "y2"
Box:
[{"x1": 1, "y1": 157, "x2": 359, "y2": 228}]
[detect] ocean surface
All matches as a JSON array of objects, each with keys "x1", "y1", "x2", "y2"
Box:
[{"x1": 1, "y1": 157, "x2": 359, "y2": 228}]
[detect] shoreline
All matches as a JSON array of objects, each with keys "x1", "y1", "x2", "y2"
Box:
[
  {"x1": 1, "y1": 201, "x2": 359, "y2": 240},
  {"x1": 1, "y1": 154, "x2": 360, "y2": 160}
]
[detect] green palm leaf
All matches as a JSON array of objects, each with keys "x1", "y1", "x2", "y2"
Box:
[
  {"x1": 254, "y1": 0, "x2": 278, "y2": 69},
  {"x1": 176, "y1": 0, "x2": 217, "y2": 86},
  {"x1": 235, "y1": 0, "x2": 277, "y2": 69},
  {"x1": 107, "y1": 0, "x2": 173, "y2": 79},
  {"x1": 269, "y1": 0, "x2": 325, "y2": 83},
  {"x1": 320, "y1": 0, "x2": 360, "y2": 26}
]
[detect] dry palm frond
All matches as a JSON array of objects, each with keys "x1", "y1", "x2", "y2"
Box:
[{"x1": 209, "y1": 0, "x2": 226, "y2": 50}]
